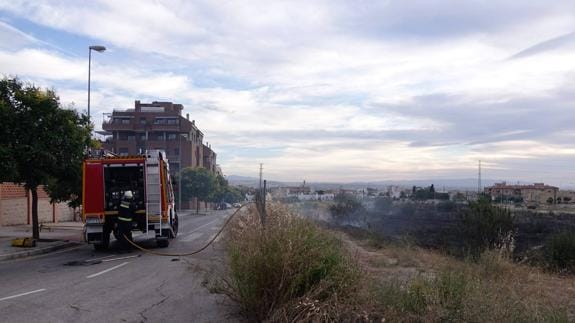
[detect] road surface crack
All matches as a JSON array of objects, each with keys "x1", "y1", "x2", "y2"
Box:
[{"x1": 137, "y1": 280, "x2": 170, "y2": 322}]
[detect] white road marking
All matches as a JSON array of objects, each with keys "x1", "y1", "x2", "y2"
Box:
[
  {"x1": 86, "y1": 262, "x2": 130, "y2": 279},
  {"x1": 88, "y1": 254, "x2": 117, "y2": 261},
  {"x1": 0, "y1": 289, "x2": 46, "y2": 302},
  {"x1": 101, "y1": 255, "x2": 140, "y2": 262}
]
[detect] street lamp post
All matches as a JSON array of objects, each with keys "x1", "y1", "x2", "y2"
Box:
[
  {"x1": 87, "y1": 45, "x2": 106, "y2": 120},
  {"x1": 178, "y1": 134, "x2": 182, "y2": 211}
]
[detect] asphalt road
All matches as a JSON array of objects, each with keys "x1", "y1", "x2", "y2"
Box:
[{"x1": 0, "y1": 210, "x2": 240, "y2": 323}]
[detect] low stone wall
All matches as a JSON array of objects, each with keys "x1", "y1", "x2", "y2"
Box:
[{"x1": 0, "y1": 183, "x2": 76, "y2": 226}]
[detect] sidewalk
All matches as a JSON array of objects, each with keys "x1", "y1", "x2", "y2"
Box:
[{"x1": 0, "y1": 221, "x2": 84, "y2": 262}]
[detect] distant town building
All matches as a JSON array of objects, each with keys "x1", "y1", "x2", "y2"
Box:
[{"x1": 484, "y1": 182, "x2": 558, "y2": 204}]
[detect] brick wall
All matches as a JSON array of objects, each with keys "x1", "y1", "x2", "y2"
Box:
[
  {"x1": 56, "y1": 203, "x2": 76, "y2": 222},
  {"x1": 0, "y1": 183, "x2": 76, "y2": 226},
  {"x1": 0, "y1": 198, "x2": 28, "y2": 226}
]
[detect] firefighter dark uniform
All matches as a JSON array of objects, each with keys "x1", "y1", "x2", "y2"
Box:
[{"x1": 117, "y1": 191, "x2": 135, "y2": 251}]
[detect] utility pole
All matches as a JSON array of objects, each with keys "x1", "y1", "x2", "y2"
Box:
[
  {"x1": 478, "y1": 160, "x2": 482, "y2": 195},
  {"x1": 259, "y1": 163, "x2": 263, "y2": 192}
]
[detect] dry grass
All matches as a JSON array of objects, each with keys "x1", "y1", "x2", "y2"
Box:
[
  {"x1": 219, "y1": 205, "x2": 574, "y2": 322},
  {"x1": 339, "y1": 229, "x2": 575, "y2": 322},
  {"x1": 221, "y1": 203, "x2": 360, "y2": 322}
]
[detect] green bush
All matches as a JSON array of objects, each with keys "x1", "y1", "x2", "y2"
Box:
[
  {"x1": 459, "y1": 199, "x2": 515, "y2": 258},
  {"x1": 225, "y1": 204, "x2": 359, "y2": 321},
  {"x1": 545, "y1": 231, "x2": 575, "y2": 272}
]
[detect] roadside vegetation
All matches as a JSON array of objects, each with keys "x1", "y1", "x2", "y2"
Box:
[
  {"x1": 221, "y1": 204, "x2": 359, "y2": 321},
  {"x1": 220, "y1": 202, "x2": 574, "y2": 322}
]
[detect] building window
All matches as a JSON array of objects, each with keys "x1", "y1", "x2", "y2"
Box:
[
  {"x1": 127, "y1": 135, "x2": 135, "y2": 141},
  {"x1": 166, "y1": 118, "x2": 178, "y2": 125},
  {"x1": 119, "y1": 133, "x2": 128, "y2": 140},
  {"x1": 174, "y1": 148, "x2": 179, "y2": 156},
  {"x1": 139, "y1": 133, "x2": 146, "y2": 141},
  {"x1": 140, "y1": 117, "x2": 147, "y2": 125},
  {"x1": 114, "y1": 118, "x2": 131, "y2": 124},
  {"x1": 167, "y1": 133, "x2": 177, "y2": 140},
  {"x1": 153, "y1": 118, "x2": 166, "y2": 124}
]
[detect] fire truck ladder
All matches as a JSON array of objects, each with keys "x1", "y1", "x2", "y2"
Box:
[{"x1": 145, "y1": 156, "x2": 162, "y2": 235}]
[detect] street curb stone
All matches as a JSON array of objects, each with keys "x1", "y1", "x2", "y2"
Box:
[{"x1": 0, "y1": 241, "x2": 82, "y2": 262}]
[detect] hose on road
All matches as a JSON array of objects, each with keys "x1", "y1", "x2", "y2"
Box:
[{"x1": 123, "y1": 202, "x2": 252, "y2": 257}]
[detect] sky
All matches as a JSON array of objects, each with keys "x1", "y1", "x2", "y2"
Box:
[{"x1": 1, "y1": 1, "x2": 575, "y2": 186}]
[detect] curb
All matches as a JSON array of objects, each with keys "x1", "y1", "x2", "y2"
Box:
[{"x1": 0, "y1": 241, "x2": 82, "y2": 262}]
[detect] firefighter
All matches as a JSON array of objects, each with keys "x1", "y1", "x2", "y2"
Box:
[{"x1": 117, "y1": 190, "x2": 135, "y2": 251}]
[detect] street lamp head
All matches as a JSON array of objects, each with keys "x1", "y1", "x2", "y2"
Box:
[{"x1": 89, "y1": 45, "x2": 106, "y2": 52}]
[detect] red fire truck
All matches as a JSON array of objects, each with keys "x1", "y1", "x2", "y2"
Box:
[{"x1": 82, "y1": 150, "x2": 178, "y2": 250}]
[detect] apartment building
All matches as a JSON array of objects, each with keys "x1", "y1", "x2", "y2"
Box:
[
  {"x1": 100, "y1": 101, "x2": 217, "y2": 176},
  {"x1": 484, "y1": 182, "x2": 558, "y2": 204},
  {"x1": 100, "y1": 101, "x2": 219, "y2": 209}
]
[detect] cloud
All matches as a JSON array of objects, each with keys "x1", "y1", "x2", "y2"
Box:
[
  {"x1": 510, "y1": 32, "x2": 575, "y2": 59},
  {"x1": 2, "y1": 2, "x2": 575, "y2": 183},
  {"x1": 0, "y1": 20, "x2": 38, "y2": 49}
]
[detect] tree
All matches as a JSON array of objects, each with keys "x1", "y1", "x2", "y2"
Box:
[
  {"x1": 180, "y1": 167, "x2": 216, "y2": 213},
  {"x1": 210, "y1": 174, "x2": 244, "y2": 205},
  {"x1": 210, "y1": 174, "x2": 228, "y2": 204},
  {"x1": 0, "y1": 78, "x2": 92, "y2": 239},
  {"x1": 223, "y1": 186, "x2": 243, "y2": 203}
]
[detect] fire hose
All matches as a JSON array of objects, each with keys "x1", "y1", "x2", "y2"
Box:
[{"x1": 123, "y1": 202, "x2": 252, "y2": 257}]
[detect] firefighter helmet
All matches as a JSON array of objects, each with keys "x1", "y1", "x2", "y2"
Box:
[{"x1": 123, "y1": 190, "x2": 134, "y2": 199}]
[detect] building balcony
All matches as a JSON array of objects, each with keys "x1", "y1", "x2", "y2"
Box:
[
  {"x1": 147, "y1": 123, "x2": 182, "y2": 131},
  {"x1": 102, "y1": 120, "x2": 135, "y2": 131}
]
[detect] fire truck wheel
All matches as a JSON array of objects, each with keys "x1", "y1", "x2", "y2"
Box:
[
  {"x1": 157, "y1": 239, "x2": 169, "y2": 248},
  {"x1": 170, "y1": 212, "x2": 179, "y2": 238},
  {"x1": 94, "y1": 229, "x2": 111, "y2": 251}
]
